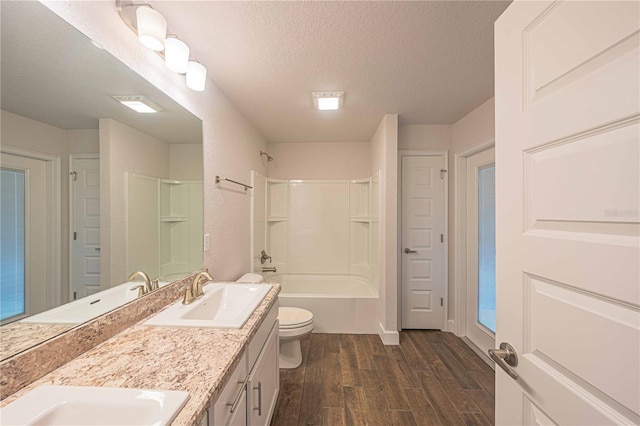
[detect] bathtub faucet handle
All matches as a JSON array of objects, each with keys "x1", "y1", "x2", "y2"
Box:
[{"x1": 260, "y1": 250, "x2": 272, "y2": 264}]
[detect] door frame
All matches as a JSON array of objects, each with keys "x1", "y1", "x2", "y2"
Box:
[
  {"x1": 1, "y1": 146, "x2": 61, "y2": 310},
  {"x1": 453, "y1": 139, "x2": 495, "y2": 340},
  {"x1": 68, "y1": 153, "x2": 99, "y2": 301},
  {"x1": 397, "y1": 149, "x2": 449, "y2": 331}
]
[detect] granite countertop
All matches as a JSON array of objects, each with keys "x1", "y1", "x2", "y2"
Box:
[{"x1": 0, "y1": 282, "x2": 281, "y2": 426}]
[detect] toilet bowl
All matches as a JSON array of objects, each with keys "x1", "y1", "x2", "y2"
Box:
[
  {"x1": 235, "y1": 273, "x2": 313, "y2": 369},
  {"x1": 278, "y1": 307, "x2": 314, "y2": 369}
]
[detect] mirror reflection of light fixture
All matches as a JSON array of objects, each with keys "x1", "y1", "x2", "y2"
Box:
[
  {"x1": 116, "y1": 0, "x2": 206, "y2": 91},
  {"x1": 135, "y1": 5, "x2": 166, "y2": 51},
  {"x1": 164, "y1": 35, "x2": 189, "y2": 74},
  {"x1": 112, "y1": 95, "x2": 163, "y2": 113},
  {"x1": 186, "y1": 59, "x2": 207, "y2": 92}
]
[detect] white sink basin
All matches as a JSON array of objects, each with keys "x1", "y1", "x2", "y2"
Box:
[
  {"x1": 145, "y1": 283, "x2": 270, "y2": 329},
  {"x1": 0, "y1": 385, "x2": 189, "y2": 425}
]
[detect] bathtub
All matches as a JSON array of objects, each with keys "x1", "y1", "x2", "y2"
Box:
[{"x1": 271, "y1": 274, "x2": 379, "y2": 334}]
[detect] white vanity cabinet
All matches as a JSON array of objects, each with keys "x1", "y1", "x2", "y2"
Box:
[{"x1": 204, "y1": 302, "x2": 279, "y2": 426}]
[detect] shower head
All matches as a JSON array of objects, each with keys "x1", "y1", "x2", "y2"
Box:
[{"x1": 260, "y1": 151, "x2": 274, "y2": 162}]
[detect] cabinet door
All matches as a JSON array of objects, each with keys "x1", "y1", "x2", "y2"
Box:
[
  {"x1": 247, "y1": 323, "x2": 279, "y2": 426},
  {"x1": 212, "y1": 353, "x2": 248, "y2": 426}
]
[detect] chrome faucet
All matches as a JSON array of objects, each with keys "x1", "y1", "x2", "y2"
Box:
[
  {"x1": 128, "y1": 271, "x2": 152, "y2": 295},
  {"x1": 260, "y1": 250, "x2": 272, "y2": 264},
  {"x1": 262, "y1": 267, "x2": 277, "y2": 273},
  {"x1": 183, "y1": 271, "x2": 213, "y2": 305}
]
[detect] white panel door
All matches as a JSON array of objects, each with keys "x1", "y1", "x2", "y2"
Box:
[
  {"x1": 495, "y1": 1, "x2": 639, "y2": 424},
  {"x1": 401, "y1": 155, "x2": 445, "y2": 329},
  {"x1": 71, "y1": 157, "x2": 101, "y2": 299}
]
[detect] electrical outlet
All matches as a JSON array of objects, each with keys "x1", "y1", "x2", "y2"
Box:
[{"x1": 203, "y1": 234, "x2": 211, "y2": 251}]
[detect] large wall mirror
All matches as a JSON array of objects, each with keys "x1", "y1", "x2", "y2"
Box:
[{"x1": 0, "y1": 1, "x2": 203, "y2": 360}]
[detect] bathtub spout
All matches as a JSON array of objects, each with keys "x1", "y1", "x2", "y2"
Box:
[{"x1": 262, "y1": 266, "x2": 277, "y2": 273}]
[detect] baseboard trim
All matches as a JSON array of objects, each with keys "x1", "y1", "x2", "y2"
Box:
[
  {"x1": 378, "y1": 322, "x2": 400, "y2": 345},
  {"x1": 447, "y1": 319, "x2": 456, "y2": 333}
]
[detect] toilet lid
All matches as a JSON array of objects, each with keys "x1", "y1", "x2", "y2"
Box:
[{"x1": 279, "y1": 307, "x2": 313, "y2": 329}]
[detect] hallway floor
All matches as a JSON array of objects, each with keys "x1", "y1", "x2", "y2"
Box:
[{"x1": 270, "y1": 331, "x2": 495, "y2": 426}]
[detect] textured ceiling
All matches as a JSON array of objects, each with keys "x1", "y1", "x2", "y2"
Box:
[
  {"x1": 1, "y1": 1, "x2": 202, "y2": 144},
  {"x1": 149, "y1": 1, "x2": 511, "y2": 143}
]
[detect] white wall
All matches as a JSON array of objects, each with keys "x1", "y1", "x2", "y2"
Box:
[
  {"x1": 42, "y1": 1, "x2": 268, "y2": 282},
  {"x1": 0, "y1": 110, "x2": 99, "y2": 303},
  {"x1": 100, "y1": 118, "x2": 170, "y2": 287},
  {"x1": 267, "y1": 142, "x2": 371, "y2": 180},
  {"x1": 449, "y1": 97, "x2": 495, "y2": 326},
  {"x1": 370, "y1": 114, "x2": 399, "y2": 343}
]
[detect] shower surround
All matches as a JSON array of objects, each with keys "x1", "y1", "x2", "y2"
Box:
[{"x1": 252, "y1": 172, "x2": 380, "y2": 333}]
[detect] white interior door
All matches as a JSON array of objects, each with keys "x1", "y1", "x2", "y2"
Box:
[
  {"x1": 495, "y1": 1, "x2": 639, "y2": 424},
  {"x1": 401, "y1": 155, "x2": 445, "y2": 329},
  {"x1": 71, "y1": 157, "x2": 100, "y2": 299},
  {"x1": 0, "y1": 152, "x2": 49, "y2": 319},
  {"x1": 466, "y1": 147, "x2": 495, "y2": 355}
]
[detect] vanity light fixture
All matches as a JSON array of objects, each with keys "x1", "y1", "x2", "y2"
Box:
[
  {"x1": 186, "y1": 59, "x2": 207, "y2": 92},
  {"x1": 312, "y1": 91, "x2": 344, "y2": 111},
  {"x1": 135, "y1": 5, "x2": 166, "y2": 51},
  {"x1": 116, "y1": 0, "x2": 207, "y2": 91},
  {"x1": 112, "y1": 96, "x2": 162, "y2": 113},
  {"x1": 164, "y1": 35, "x2": 189, "y2": 74}
]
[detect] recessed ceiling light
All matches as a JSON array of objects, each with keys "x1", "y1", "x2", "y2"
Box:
[
  {"x1": 112, "y1": 96, "x2": 162, "y2": 114},
  {"x1": 312, "y1": 91, "x2": 344, "y2": 111}
]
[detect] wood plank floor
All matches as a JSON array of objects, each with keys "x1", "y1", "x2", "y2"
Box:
[{"x1": 270, "y1": 331, "x2": 495, "y2": 426}]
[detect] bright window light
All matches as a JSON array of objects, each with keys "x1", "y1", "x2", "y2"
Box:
[
  {"x1": 112, "y1": 96, "x2": 162, "y2": 113},
  {"x1": 312, "y1": 91, "x2": 344, "y2": 110}
]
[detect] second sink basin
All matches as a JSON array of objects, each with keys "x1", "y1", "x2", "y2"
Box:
[
  {"x1": 0, "y1": 385, "x2": 189, "y2": 425},
  {"x1": 144, "y1": 283, "x2": 270, "y2": 329}
]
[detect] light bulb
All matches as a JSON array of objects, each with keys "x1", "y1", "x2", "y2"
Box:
[
  {"x1": 136, "y1": 6, "x2": 166, "y2": 51},
  {"x1": 186, "y1": 59, "x2": 207, "y2": 91},
  {"x1": 164, "y1": 35, "x2": 189, "y2": 73}
]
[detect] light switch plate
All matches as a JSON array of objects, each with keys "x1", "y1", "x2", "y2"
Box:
[{"x1": 203, "y1": 233, "x2": 210, "y2": 251}]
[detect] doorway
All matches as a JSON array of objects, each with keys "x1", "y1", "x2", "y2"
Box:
[
  {"x1": 465, "y1": 147, "x2": 495, "y2": 354},
  {"x1": 0, "y1": 148, "x2": 59, "y2": 323},
  {"x1": 399, "y1": 151, "x2": 448, "y2": 330}
]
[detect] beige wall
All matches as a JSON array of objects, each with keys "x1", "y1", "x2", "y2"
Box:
[
  {"x1": 99, "y1": 118, "x2": 170, "y2": 287},
  {"x1": 1, "y1": 110, "x2": 99, "y2": 304},
  {"x1": 266, "y1": 142, "x2": 370, "y2": 180},
  {"x1": 169, "y1": 144, "x2": 203, "y2": 181},
  {"x1": 43, "y1": 1, "x2": 268, "y2": 282},
  {"x1": 370, "y1": 114, "x2": 399, "y2": 342},
  {"x1": 398, "y1": 124, "x2": 451, "y2": 151},
  {"x1": 449, "y1": 97, "x2": 495, "y2": 326}
]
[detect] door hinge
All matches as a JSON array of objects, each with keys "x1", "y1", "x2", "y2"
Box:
[
  {"x1": 73, "y1": 232, "x2": 77, "y2": 241},
  {"x1": 440, "y1": 298, "x2": 443, "y2": 307},
  {"x1": 70, "y1": 171, "x2": 77, "y2": 181},
  {"x1": 441, "y1": 234, "x2": 444, "y2": 243},
  {"x1": 440, "y1": 169, "x2": 447, "y2": 179}
]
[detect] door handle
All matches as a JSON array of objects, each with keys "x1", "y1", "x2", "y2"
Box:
[
  {"x1": 488, "y1": 342, "x2": 519, "y2": 380},
  {"x1": 403, "y1": 248, "x2": 417, "y2": 254}
]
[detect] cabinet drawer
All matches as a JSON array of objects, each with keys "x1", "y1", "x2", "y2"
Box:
[
  {"x1": 211, "y1": 352, "x2": 248, "y2": 426},
  {"x1": 247, "y1": 300, "x2": 278, "y2": 369}
]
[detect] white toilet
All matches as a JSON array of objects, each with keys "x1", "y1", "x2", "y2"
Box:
[
  {"x1": 235, "y1": 273, "x2": 314, "y2": 369},
  {"x1": 278, "y1": 307, "x2": 314, "y2": 369}
]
